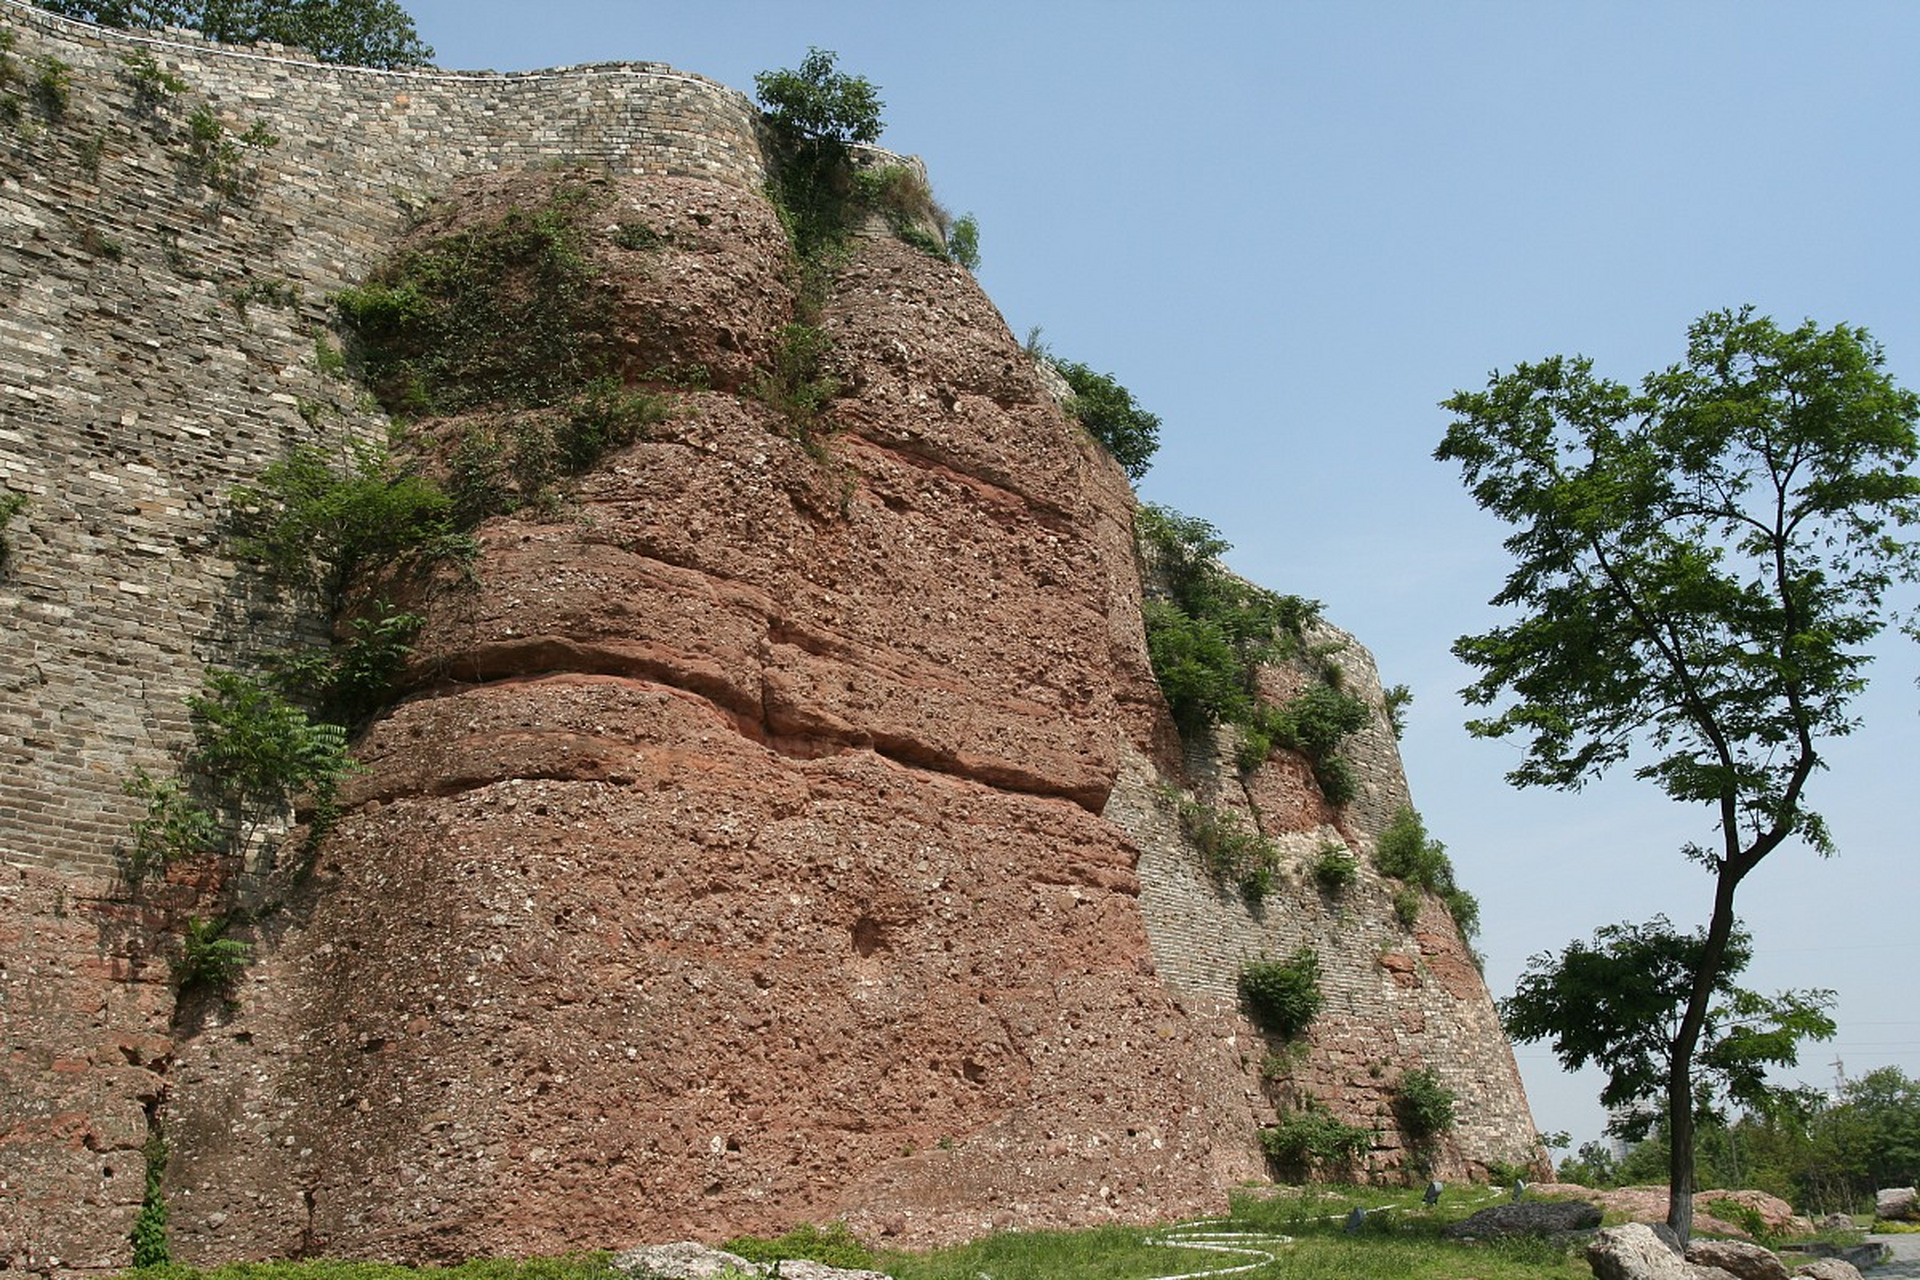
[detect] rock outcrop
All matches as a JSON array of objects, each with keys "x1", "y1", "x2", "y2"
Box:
[{"x1": 0, "y1": 10, "x2": 1543, "y2": 1271}]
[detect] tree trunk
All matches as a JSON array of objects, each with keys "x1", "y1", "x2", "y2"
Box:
[
  {"x1": 1668, "y1": 1056, "x2": 1695, "y2": 1242},
  {"x1": 1666, "y1": 865, "x2": 1747, "y2": 1245}
]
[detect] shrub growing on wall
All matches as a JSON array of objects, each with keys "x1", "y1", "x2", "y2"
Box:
[
  {"x1": 335, "y1": 180, "x2": 613, "y2": 415},
  {"x1": 1376, "y1": 805, "x2": 1480, "y2": 942},
  {"x1": 1238, "y1": 947, "x2": 1324, "y2": 1039},
  {"x1": 754, "y1": 48, "x2": 883, "y2": 259},
  {"x1": 1054, "y1": 359, "x2": 1160, "y2": 480}
]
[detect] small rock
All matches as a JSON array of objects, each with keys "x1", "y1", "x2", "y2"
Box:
[
  {"x1": 608, "y1": 1245, "x2": 890, "y2": 1280},
  {"x1": 1686, "y1": 1238, "x2": 1789, "y2": 1280},
  {"x1": 1791, "y1": 1260, "x2": 1865, "y2": 1280},
  {"x1": 611, "y1": 1242, "x2": 757, "y2": 1278}
]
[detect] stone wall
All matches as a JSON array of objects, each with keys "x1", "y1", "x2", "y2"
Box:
[
  {"x1": 1106, "y1": 624, "x2": 1543, "y2": 1179},
  {"x1": 0, "y1": 9, "x2": 1543, "y2": 1272},
  {"x1": 0, "y1": 0, "x2": 765, "y2": 880},
  {"x1": 0, "y1": 14, "x2": 770, "y2": 1270}
]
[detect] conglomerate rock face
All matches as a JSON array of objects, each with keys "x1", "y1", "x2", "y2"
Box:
[
  {"x1": 0, "y1": 18, "x2": 1546, "y2": 1259},
  {"x1": 157, "y1": 172, "x2": 1265, "y2": 1261}
]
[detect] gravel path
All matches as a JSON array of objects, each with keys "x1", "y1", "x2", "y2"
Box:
[{"x1": 1866, "y1": 1233, "x2": 1920, "y2": 1276}]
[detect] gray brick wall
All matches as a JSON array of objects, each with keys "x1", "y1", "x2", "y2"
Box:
[
  {"x1": 0, "y1": 1, "x2": 766, "y2": 876},
  {"x1": 1107, "y1": 624, "x2": 1544, "y2": 1176}
]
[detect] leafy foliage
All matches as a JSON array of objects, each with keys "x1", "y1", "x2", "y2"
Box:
[
  {"x1": 1259, "y1": 1103, "x2": 1373, "y2": 1173},
  {"x1": 1374, "y1": 806, "x2": 1479, "y2": 941},
  {"x1": 1134, "y1": 503, "x2": 1323, "y2": 728},
  {"x1": 1383, "y1": 682, "x2": 1412, "y2": 739},
  {"x1": 1442, "y1": 307, "x2": 1917, "y2": 1235},
  {"x1": 1311, "y1": 841, "x2": 1359, "y2": 892},
  {"x1": 444, "y1": 380, "x2": 673, "y2": 523},
  {"x1": 1440, "y1": 307, "x2": 1920, "y2": 826},
  {"x1": 228, "y1": 442, "x2": 457, "y2": 602},
  {"x1": 755, "y1": 47, "x2": 883, "y2": 148},
  {"x1": 1242, "y1": 684, "x2": 1371, "y2": 801},
  {"x1": 123, "y1": 767, "x2": 221, "y2": 874},
  {"x1": 124, "y1": 670, "x2": 360, "y2": 878},
  {"x1": 1238, "y1": 947, "x2": 1324, "y2": 1039},
  {"x1": 1054, "y1": 359, "x2": 1160, "y2": 480},
  {"x1": 1176, "y1": 797, "x2": 1279, "y2": 906},
  {"x1": 1554, "y1": 1138, "x2": 1622, "y2": 1188},
  {"x1": 336, "y1": 181, "x2": 612, "y2": 415},
  {"x1": 188, "y1": 669, "x2": 358, "y2": 843},
  {"x1": 263, "y1": 599, "x2": 424, "y2": 728},
  {"x1": 34, "y1": 0, "x2": 434, "y2": 68},
  {"x1": 754, "y1": 49, "x2": 883, "y2": 258},
  {"x1": 947, "y1": 212, "x2": 980, "y2": 271},
  {"x1": 1501, "y1": 916, "x2": 1835, "y2": 1141},
  {"x1": 131, "y1": 1129, "x2": 169, "y2": 1265},
  {"x1": 0, "y1": 491, "x2": 27, "y2": 567},
  {"x1": 173, "y1": 914, "x2": 250, "y2": 995},
  {"x1": 748, "y1": 321, "x2": 841, "y2": 440},
  {"x1": 1394, "y1": 1067, "x2": 1458, "y2": 1141}
]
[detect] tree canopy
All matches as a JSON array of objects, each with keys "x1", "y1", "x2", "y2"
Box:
[
  {"x1": 1439, "y1": 306, "x2": 1920, "y2": 1239},
  {"x1": 1502, "y1": 916, "x2": 1834, "y2": 1138},
  {"x1": 34, "y1": 0, "x2": 434, "y2": 68},
  {"x1": 753, "y1": 47, "x2": 883, "y2": 149}
]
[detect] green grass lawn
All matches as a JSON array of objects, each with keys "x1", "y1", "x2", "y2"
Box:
[
  {"x1": 119, "y1": 1185, "x2": 1602, "y2": 1280},
  {"x1": 879, "y1": 1185, "x2": 1591, "y2": 1279}
]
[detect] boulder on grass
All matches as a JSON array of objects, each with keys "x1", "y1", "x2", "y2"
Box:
[
  {"x1": 1587, "y1": 1222, "x2": 1743, "y2": 1280},
  {"x1": 1685, "y1": 1238, "x2": 1789, "y2": 1280},
  {"x1": 1444, "y1": 1199, "x2": 1602, "y2": 1238},
  {"x1": 1875, "y1": 1186, "x2": 1919, "y2": 1222},
  {"x1": 610, "y1": 1243, "x2": 891, "y2": 1280}
]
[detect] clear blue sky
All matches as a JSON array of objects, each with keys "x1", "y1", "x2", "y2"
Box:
[{"x1": 398, "y1": 0, "x2": 1920, "y2": 1156}]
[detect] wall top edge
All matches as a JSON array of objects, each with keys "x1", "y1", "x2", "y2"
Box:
[{"x1": 0, "y1": 0, "x2": 751, "y2": 99}]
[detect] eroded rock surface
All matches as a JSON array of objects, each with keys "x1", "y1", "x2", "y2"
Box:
[{"x1": 159, "y1": 176, "x2": 1261, "y2": 1261}]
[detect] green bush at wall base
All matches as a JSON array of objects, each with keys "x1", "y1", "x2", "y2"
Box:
[
  {"x1": 1260, "y1": 1103, "x2": 1372, "y2": 1173},
  {"x1": 131, "y1": 1130, "x2": 168, "y2": 1265}
]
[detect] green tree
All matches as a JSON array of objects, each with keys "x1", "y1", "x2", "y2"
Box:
[
  {"x1": 1440, "y1": 306, "x2": 1920, "y2": 1239},
  {"x1": 34, "y1": 0, "x2": 433, "y2": 67},
  {"x1": 1556, "y1": 1139, "x2": 1622, "y2": 1187},
  {"x1": 1829, "y1": 1066, "x2": 1920, "y2": 1197},
  {"x1": 753, "y1": 49, "x2": 884, "y2": 256},
  {"x1": 754, "y1": 47, "x2": 883, "y2": 148},
  {"x1": 1503, "y1": 917, "x2": 1834, "y2": 1154}
]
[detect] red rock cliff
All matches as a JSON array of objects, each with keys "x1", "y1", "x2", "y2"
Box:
[{"x1": 156, "y1": 172, "x2": 1268, "y2": 1262}]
